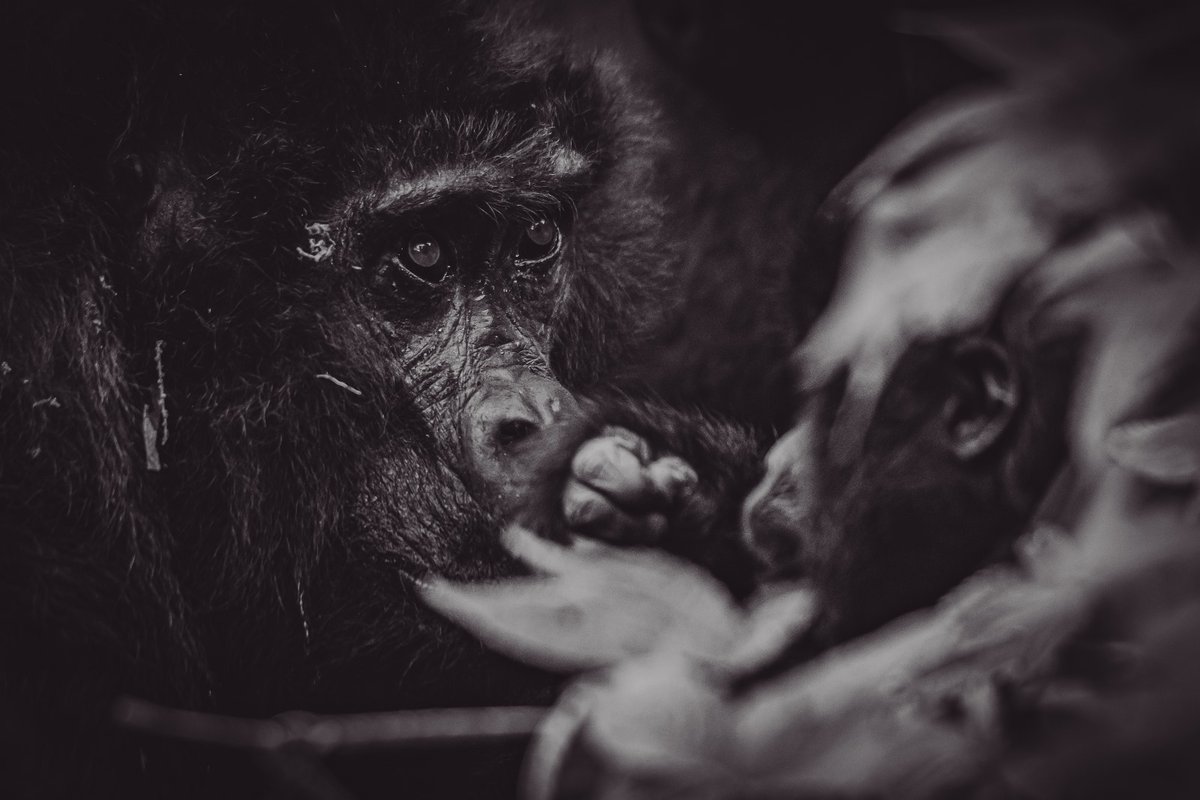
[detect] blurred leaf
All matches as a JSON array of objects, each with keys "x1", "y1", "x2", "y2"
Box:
[
  {"x1": 802, "y1": 32, "x2": 1200, "y2": 460},
  {"x1": 1057, "y1": 271, "x2": 1200, "y2": 474},
  {"x1": 524, "y1": 655, "x2": 733, "y2": 800},
  {"x1": 424, "y1": 532, "x2": 818, "y2": 798},
  {"x1": 898, "y1": 12, "x2": 1128, "y2": 82},
  {"x1": 522, "y1": 681, "x2": 598, "y2": 800},
  {"x1": 422, "y1": 526, "x2": 744, "y2": 672},
  {"x1": 722, "y1": 585, "x2": 817, "y2": 674},
  {"x1": 584, "y1": 655, "x2": 730, "y2": 777},
  {"x1": 1106, "y1": 413, "x2": 1200, "y2": 486}
]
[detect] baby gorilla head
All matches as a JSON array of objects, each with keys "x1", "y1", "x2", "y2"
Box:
[{"x1": 743, "y1": 312, "x2": 1079, "y2": 646}]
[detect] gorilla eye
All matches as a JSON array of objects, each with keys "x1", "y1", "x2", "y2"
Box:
[
  {"x1": 407, "y1": 236, "x2": 441, "y2": 268},
  {"x1": 385, "y1": 232, "x2": 452, "y2": 284},
  {"x1": 514, "y1": 216, "x2": 562, "y2": 267}
]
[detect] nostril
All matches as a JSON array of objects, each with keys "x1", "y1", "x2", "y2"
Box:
[
  {"x1": 463, "y1": 370, "x2": 579, "y2": 512},
  {"x1": 493, "y1": 417, "x2": 541, "y2": 448}
]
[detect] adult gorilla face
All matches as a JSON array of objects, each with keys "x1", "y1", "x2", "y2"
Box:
[{"x1": 0, "y1": 2, "x2": 669, "y2": 796}]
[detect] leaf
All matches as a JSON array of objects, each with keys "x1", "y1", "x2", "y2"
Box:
[
  {"x1": 725, "y1": 571, "x2": 1079, "y2": 797},
  {"x1": 421, "y1": 526, "x2": 744, "y2": 672},
  {"x1": 521, "y1": 681, "x2": 599, "y2": 800},
  {"x1": 801, "y1": 22, "x2": 1200, "y2": 459},
  {"x1": 1106, "y1": 413, "x2": 1200, "y2": 486},
  {"x1": 897, "y1": 12, "x2": 1128, "y2": 82},
  {"x1": 1061, "y1": 271, "x2": 1200, "y2": 473},
  {"x1": 584, "y1": 655, "x2": 730, "y2": 775},
  {"x1": 524, "y1": 655, "x2": 734, "y2": 800},
  {"x1": 721, "y1": 585, "x2": 817, "y2": 675}
]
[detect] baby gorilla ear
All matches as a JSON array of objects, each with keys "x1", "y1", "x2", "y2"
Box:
[{"x1": 942, "y1": 337, "x2": 1019, "y2": 461}]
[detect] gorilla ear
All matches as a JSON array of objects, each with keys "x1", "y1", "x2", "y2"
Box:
[{"x1": 942, "y1": 338, "x2": 1019, "y2": 461}]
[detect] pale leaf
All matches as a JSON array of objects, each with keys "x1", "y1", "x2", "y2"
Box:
[
  {"x1": 1106, "y1": 413, "x2": 1200, "y2": 486},
  {"x1": 528, "y1": 656, "x2": 733, "y2": 800},
  {"x1": 802, "y1": 29, "x2": 1200, "y2": 458},
  {"x1": 898, "y1": 12, "x2": 1127, "y2": 81},
  {"x1": 719, "y1": 585, "x2": 817, "y2": 675},
  {"x1": 421, "y1": 527, "x2": 743, "y2": 672},
  {"x1": 522, "y1": 681, "x2": 597, "y2": 800},
  {"x1": 583, "y1": 655, "x2": 730, "y2": 774}
]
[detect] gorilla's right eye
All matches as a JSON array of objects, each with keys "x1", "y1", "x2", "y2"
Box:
[{"x1": 383, "y1": 232, "x2": 452, "y2": 284}]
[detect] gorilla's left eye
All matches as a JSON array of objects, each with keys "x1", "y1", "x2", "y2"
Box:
[
  {"x1": 514, "y1": 216, "x2": 562, "y2": 267},
  {"x1": 382, "y1": 231, "x2": 453, "y2": 285}
]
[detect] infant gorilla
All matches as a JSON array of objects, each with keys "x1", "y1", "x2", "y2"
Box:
[{"x1": 521, "y1": 318, "x2": 1074, "y2": 651}]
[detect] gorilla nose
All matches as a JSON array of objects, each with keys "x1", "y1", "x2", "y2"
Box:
[{"x1": 463, "y1": 368, "x2": 579, "y2": 506}]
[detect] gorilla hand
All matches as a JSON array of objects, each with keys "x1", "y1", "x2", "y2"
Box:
[
  {"x1": 562, "y1": 425, "x2": 701, "y2": 545},
  {"x1": 516, "y1": 397, "x2": 766, "y2": 596}
]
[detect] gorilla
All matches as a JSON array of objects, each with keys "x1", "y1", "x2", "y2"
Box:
[
  {"x1": 0, "y1": 2, "x2": 710, "y2": 796},
  {"x1": 0, "y1": 1, "x2": 1023, "y2": 796}
]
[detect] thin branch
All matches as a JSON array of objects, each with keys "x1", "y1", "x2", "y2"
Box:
[{"x1": 113, "y1": 696, "x2": 547, "y2": 755}]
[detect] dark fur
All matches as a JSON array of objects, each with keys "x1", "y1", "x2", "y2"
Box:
[{"x1": 0, "y1": 2, "x2": 678, "y2": 797}]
